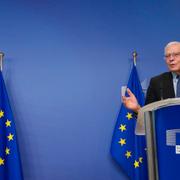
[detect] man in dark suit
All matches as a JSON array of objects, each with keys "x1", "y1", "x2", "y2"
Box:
[
  {"x1": 145, "y1": 72, "x2": 174, "y2": 104},
  {"x1": 122, "y1": 41, "x2": 180, "y2": 112}
]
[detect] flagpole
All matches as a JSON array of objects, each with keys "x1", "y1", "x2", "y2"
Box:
[
  {"x1": 0, "y1": 52, "x2": 4, "y2": 71},
  {"x1": 132, "y1": 51, "x2": 137, "y2": 66}
]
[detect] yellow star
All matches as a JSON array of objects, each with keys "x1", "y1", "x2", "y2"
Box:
[
  {"x1": 126, "y1": 112, "x2": 133, "y2": 120},
  {"x1": 139, "y1": 157, "x2": 143, "y2": 163},
  {"x1": 5, "y1": 147, "x2": 10, "y2": 155},
  {"x1": 125, "y1": 151, "x2": 132, "y2": 158},
  {"x1": 0, "y1": 110, "x2": 4, "y2": 118},
  {"x1": 119, "y1": 124, "x2": 126, "y2": 132},
  {"x1": 118, "y1": 138, "x2": 126, "y2": 146},
  {"x1": 5, "y1": 119, "x2": 11, "y2": 127},
  {"x1": 7, "y1": 133, "x2": 14, "y2": 141},
  {"x1": 0, "y1": 158, "x2": 5, "y2": 165},
  {"x1": 134, "y1": 160, "x2": 139, "y2": 168}
]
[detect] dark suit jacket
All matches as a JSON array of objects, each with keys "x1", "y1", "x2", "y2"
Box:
[{"x1": 145, "y1": 72, "x2": 175, "y2": 105}]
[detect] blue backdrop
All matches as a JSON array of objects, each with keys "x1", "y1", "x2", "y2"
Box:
[{"x1": 0, "y1": 0, "x2": 179, "y2": 179}]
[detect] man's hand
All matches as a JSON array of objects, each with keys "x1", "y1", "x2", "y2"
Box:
[{"x1": 122, "y1": 88, "x2": 141, "y2": 113}]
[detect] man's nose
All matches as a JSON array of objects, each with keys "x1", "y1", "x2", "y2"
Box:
[{"x1": 169, "y1": 54, "x2": 175, "y2": 61}]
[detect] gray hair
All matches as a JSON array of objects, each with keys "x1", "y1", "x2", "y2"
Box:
[{"x1": 164, "y1": 41, "x2": 180, "y2": 53}]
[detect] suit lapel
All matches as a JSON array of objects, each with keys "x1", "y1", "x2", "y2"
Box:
[{"x1": 163, "y1": 72, "x2": 175, "y2": 98}]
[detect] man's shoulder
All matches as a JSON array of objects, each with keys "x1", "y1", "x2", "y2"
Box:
[{"x1": 151, "y1": 72, "x2": 172, "y2": 82}]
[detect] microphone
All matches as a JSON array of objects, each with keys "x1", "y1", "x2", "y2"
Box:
[{"x1": 160, "y1": 82, "x2": 163, "y2": 100}]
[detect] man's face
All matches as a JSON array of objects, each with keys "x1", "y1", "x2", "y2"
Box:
[{"x1": 165, "y1": 43, "x2": 180, "y2": 74}]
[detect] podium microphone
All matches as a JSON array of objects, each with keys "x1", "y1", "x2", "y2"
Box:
[{"x1": 160, "y1": 82, "x2": 163, "y2": 100}]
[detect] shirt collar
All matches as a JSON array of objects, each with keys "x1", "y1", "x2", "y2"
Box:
[{"x1": 172, "y1": 72, "x2": 179, "y2": 79}]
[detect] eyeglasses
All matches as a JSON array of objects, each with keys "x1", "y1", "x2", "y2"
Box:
[{"x1": 164, "y1": 52, "x2": 180, "y2": 59}]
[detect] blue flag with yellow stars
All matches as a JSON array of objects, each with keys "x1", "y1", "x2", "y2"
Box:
[
  {"x1": 0, "y1": 71, "x2": 23, "y2": 180},
  {"x1": 111, "y1": 63, "x2": 148, "y2": 180}
]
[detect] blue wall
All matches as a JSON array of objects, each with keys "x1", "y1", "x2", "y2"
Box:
[{"x1": 0, "y1": 0, "x2": 180, "y2": 179}]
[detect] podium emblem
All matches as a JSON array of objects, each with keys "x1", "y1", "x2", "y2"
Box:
[{"x1": 166, "y1": 129, "x2": 180, "y2": 154}]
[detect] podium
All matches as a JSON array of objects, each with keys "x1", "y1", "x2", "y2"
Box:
[{"x1": 137, "y1": 98, "x2": 180, "y2": 180}]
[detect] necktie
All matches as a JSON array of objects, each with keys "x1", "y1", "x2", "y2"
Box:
[{"x1": 177, "y1": 75, "x2": 180, "y2": 97}]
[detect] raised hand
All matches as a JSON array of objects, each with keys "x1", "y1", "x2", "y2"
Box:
[{"x1": 122, "y1": 88, "x2": 141, "y2": 113}]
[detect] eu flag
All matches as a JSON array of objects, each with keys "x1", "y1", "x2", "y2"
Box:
[
  {"x1": 0, "y1": 71, "x2": 23, "y2": 180},
  {"x1": 111, "y1": 63, "x2": 148, "y2": 179}
]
